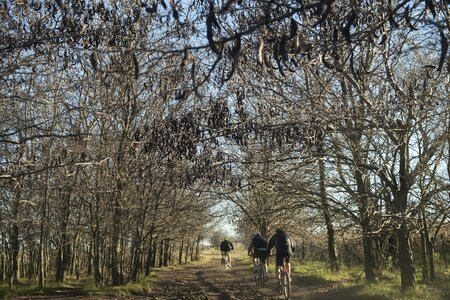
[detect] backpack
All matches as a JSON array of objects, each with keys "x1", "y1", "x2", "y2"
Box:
[
  {"x1": 220, "y1": 240, "x2": 232, "y2": 251},
  {"x1": 275, "y1": 232, "x2": 294, "y2": 255},
  {"x1": 252, "y1": 235, "x2": 268, "y2": 249}
]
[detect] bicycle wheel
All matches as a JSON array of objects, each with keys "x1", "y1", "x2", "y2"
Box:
[
  {"x1": 278, "y1": 269, "x2": 283, "y2": 295},
  {"x1": 260, "y1": 264, "x2": 266, "y2": 287},
  {"x1": 285, "y1": 271, "x2": 291, "y2": 299},
  {"x1": 281, "y1": 270, "x2": 289, "y2": 299},
  {"x1": 258, "y1": 263, "x2": 265, "y2": 287},
  {"x1": 255, "y1": 265, "x2": 260, "y2": 286},
  {"x1": 254, "y1": 260, "x2": 261, "y2": 287}
]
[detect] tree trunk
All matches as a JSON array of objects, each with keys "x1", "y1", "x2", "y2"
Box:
[
  {"x1": 361, "y1": 219, "x2": 378, "y2": 282},
  {"x1": 421, "y1": 208, "x2": 435, "y2": 281},
  {"x1": 130, "y1": 230, "x2": 141, "y2": 282},
  {"x1": 20, "y1": 249, "x2": 25, "y2": 280},
  {"x1": 190, "y1": 239, "x2": 196, "y2": 261},
  {"x1": 442, "y1": 235, "x2": 448, "y2": 269},
  {"x1": 10, "y1": 225, "x2": 19, "y2": 284},
  {"x1": 426, "y1": 238, "x2": 435, "y2": 281},
  {"x1": 93, "y1": 235, "x2": 101, "y2": 286},
  {"x1": 27, "y1": 249, "x2": 34, "y2": 279},
  {"x1": 56, "y1": 188, "x2": 72, "y2": 283},
  {"x1": 38, "y1": 235, "x2": 46, "y2": 288},
  {"x1": 87, "y1": 242, "x2": 92, "y2": 277},
  {"x1": 184, "y1": 238, "x2": 189, "y2": 264},
  {"x1": 130, "y1": 248, "x2": 140, "y2": 282},
  {"x1": 419, "y1": 215, "x2": 429, "y2": 282},
  {"x1": 397, "y1": 223, "x2": 416, "y2": 290},
  {"x1": 55, "y1": 236, "x2": 64, "y2": 282},
  {"x1": 195, "y1": 236, "x2": 201, "y2": 261},
  {"x1": 74, "y1": 243, "x2": 80, "y2": 280},
  {"x1": 55, "y1": 228, "x2": 71, "y2": 282},
  {"x1": 38, "y1": 168, "x2": 49, "y2": 288},
  {"x1": 151, "y1": 242, "x2": 157, "y2": 268},
  {"x1": 318, "y1": 158, "x2": 338, "y2": 272},
  {"x1": 111, "y1": 196, "x2": 121, "y2": 285},
  {"x1": 145, "y1": 235, "x2": 154, "y2": 276},
  {"x1": 158, "y1": 240, "x2": 164, "y2": 267},
  {"x1": 178, "y1": 238, "x2": 184, "y2": 265},
  {"x1": 395, "y1": 134, "x2": 416, "y2": 290},
  {"x1": 119, "y1": 235, "x2": 125, "y2": 284},
  {"x1": 163, "y1": 240, "x2": 170, "y2": 266},
  {"x1": 1, "y1": 235, "x2": 5, "y2": 283},
  {"x1": 11, "y1": 190, "x2": 21, "y2": 285}
]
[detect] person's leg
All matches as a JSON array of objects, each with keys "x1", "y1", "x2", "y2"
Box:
[
  {"x1": 261, "y1": 253, "x2": 268, "y2": 278},
  {"x1": 285, "y1": 255, "x2": 292, "y2": 282},
  {"x1": 276, "y1": 255, "x2": 283, "y2": 286},
  {"x1": 255, "y1": 250, "x2": 262, "y2": 269}
]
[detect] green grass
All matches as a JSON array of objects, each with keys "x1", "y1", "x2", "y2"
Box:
[
  {"x1": 290, "y1": 260, "x2": 450, "y2": 300},
  {"x1": 0, "y1": 280, "x2": 88, "y2": 299},
  {"x1": 80, "y1": 274, "x2": 155, "y2": 296},
  {"x1": 0, "y1": 272, "x2": 159, "y2": 299},
  {"x1": 335, "y1": 279, "x2": 449, "y2": 300},
  {"x1": 293, "y1": 260, "x2": 363, "y2": 282},
  {"x1": 239, "y1": 253, "x2": 449, "y2": 300}
]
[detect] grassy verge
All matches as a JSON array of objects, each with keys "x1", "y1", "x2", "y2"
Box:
[
  {"x1": 238, "y1": 252, "x2": 449, "y2": 300},
  {"x1": 0, "y1": 280, "x2": 89, "y2": 299},
  {"x1": 0, "y1": 247, "x2": 206, "y2": 299},
  {"x1": 292, "y1": 259, "x2": 450, "y2": 300},
  {"x1": 80, "y1": 274, "x2": 156, "y2": 297}
]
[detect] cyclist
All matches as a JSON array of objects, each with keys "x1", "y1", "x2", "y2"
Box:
[
  {"x1": 268, "y1": 229, "x2": 296, "y2": 287},
  {"x1": 247, "y1": 232, "x2": 269, "y2": 276},
  {"x1": 220, "y1": 237, "x2": 234, "y2": 268}
]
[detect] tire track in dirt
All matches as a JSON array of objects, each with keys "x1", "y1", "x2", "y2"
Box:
[
  {"x1": 10, "y1": 252, "x2": 344, "y2": 300},
  {"x1": 148, "y1": 252, "x2": 344, "y2": 300},
  {"x1": 148, "y1": 254, "x2": 270, "y2": 299}
]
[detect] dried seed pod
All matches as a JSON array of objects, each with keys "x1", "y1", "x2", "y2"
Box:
[
  {"x1": 341, "y1": 11, "x2": 357, "y2": 44},
  {"x1": 289, "y1": 18, "x2": 298, "y2": 39},
  {"x1": 206, "y1": 2, "x2": 221, "y2": 54},
  {"x1": 133, "y1": 53, "x2": 139, "y2": 79},
  {"x1": 438, "y1": 30, "x2": 448, "y2": 73},
  {"x1": 258, "y1": 38, "x2": 264, "y2": 65},
  {"x1": 425, "y1": 0, "x2": 436, "y2": 18},
  {"x1": 90, "y1": 51, "x2": 98, "y2": 71}
]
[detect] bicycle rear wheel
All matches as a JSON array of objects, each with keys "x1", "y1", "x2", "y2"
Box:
[
  {"x1": 281, "y1": 269, "x2": 290, "y2": 299},
  {"x1": 285, "y1": 271, "x2": 291, "y2": 299},
  {"x1": 258, "y1": 263, "x2": 266, "y2": 287},
  {"x1": 261, "y1": 266, "x2": 266, "y2": 287},
  {"x1": 254, "y1": 260, "x2": 261, "y2": 287}
]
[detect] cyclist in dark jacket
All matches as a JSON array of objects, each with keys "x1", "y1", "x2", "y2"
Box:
[
  {"x1": 220, "y1": 238, "x2": 234, "y2": 268},
  {"x1": 268, "y1": 229, "x2": 295, "y2": 283},
  {"x1": 248, "y1": 232, "x2": 269, "y2": 275}
]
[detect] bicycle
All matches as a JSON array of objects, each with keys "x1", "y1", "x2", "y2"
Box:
[
  {"x1": 254, "y1": 257, "x2": 267, "y2": 287},
  {"x1": 277, "y1": 257, "x2": 291, "y2": 299}
]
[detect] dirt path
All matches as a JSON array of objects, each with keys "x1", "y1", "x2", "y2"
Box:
[
  {"x1": 147, "y1": 252, "x2": 343, "y2": 300},
  {"x1": 10, "y1": 252, "x2": 348, "y2": 300}
]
